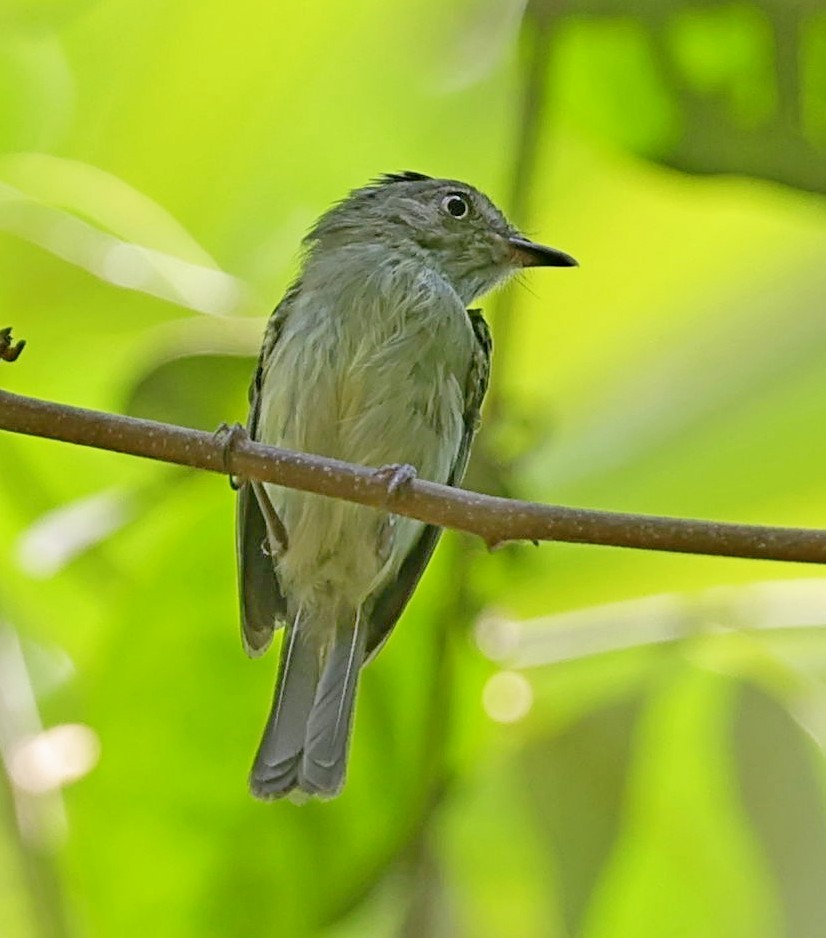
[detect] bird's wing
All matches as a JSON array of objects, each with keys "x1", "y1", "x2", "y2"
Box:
[
  {"x1": 236, "y1": 290, "x2": 297, "y2": 657},
  {"x1": 365, "y1": 308, "x2": 492, "y2": 660}
]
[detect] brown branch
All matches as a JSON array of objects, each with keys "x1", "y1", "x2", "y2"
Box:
[{"x1": 1, "y1": 387, "x2": 826, "y2": 563}]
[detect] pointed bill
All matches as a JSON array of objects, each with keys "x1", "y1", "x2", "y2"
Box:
[{"x1": 508, "y1": 237, "x2": 578, "y2": 268}]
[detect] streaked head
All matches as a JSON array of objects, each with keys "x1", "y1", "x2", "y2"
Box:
[{"x1": 305, "y1": 171, "x2": 577, "y2": 303}]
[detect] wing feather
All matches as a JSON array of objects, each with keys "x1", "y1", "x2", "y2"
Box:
[{"x1": 236, "y1": 291, "x2": 297, "y2": 656}]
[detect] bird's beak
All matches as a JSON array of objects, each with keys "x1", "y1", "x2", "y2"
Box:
[{"x1": 508, "y1": 236, "x2": 578, "y2": 268}]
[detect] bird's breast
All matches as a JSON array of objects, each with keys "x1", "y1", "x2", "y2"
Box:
[
  {"x1": 260, "y1": 261, "x2": 474, "y2": 476},
  {"x1": 256, "y1": 260, "x2": 476, "y2": 606}
]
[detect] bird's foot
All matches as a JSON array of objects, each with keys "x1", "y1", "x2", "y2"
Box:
[
  {"x1": 374, "y1": 463, "x2": 417, "y2": 498},
  {"x1": 215, "y1": 422, "x2": 288, "y2": 553},
  {"x1": 0, "y1": 327, "x2": 25, "y2": 363},
  {"x1": 214, "y1": 421, "x2": 249, "y2": 489}
]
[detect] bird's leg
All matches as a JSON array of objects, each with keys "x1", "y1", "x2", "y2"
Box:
[
  {"x1": 214, "y1": 422, "x2": 289, "y2": 555},
  {"x1": 373, "y1": 463, "x2": 418, "y2": 498},
  {"x1": 252, "y1": 480, "x2": 289, "y2": 557}
]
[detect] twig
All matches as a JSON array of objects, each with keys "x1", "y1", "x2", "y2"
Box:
[
  {"x1": 0, "y1": 387, "x2": 825, "y2": 563},
  {"x1": 0, "y1": 327, "x2": 26, "y2": 363}
]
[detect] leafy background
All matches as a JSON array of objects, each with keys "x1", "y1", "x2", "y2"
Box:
[{"x1": 1, "y1": 0, "x2": 826, "y2": 935}]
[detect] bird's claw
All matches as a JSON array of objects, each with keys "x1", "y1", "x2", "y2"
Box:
[
  {"x1": 214, "y1": 421, "x2": 249, "y2": 488},
  {"x1": 374, "y1": 462, "x2": 417, "y2": 498},
  {"x1": 0, "y1": 327, "x2": 25, "y2": 363},
  {"x1": 254, "y1": 480, "x2": 289, "y2": 556}
]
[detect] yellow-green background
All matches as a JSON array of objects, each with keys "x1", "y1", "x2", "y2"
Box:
[{"x1": 1, "y1": 1, "x2": 826, "y2": 935}]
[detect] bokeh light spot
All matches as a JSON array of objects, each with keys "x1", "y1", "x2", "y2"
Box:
[{"x1": 482, "y1": 670, "x2": 533, "y2": 724}]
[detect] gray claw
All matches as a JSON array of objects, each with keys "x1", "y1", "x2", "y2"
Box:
[
  {"x1": 214, "y1": 421, "x2": 249, "y2": 486},
  {"x1": 374, "y1": 462, "x2": 417, "y2": 497}
]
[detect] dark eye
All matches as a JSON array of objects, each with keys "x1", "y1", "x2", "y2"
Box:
[{"x1": 441, "y1": 193, "x2": 470, "y2": 219}]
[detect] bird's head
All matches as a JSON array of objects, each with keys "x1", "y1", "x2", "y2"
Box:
[{"x1": 304, "y1": 172, "x2": 577, "y2": 304}]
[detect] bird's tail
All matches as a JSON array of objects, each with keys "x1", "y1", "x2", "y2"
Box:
[
  {"x1": 299, "y1": 609, "x2": 366, "y2": 797},
  {"x1": 249, "y1": 607, "x2": 366, "y2": 800}
]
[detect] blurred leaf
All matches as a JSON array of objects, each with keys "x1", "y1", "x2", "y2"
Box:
[
  {"x1": 521, "y1": 693, "x2": 644, "y2": 936},
  {"x1": 547, "y1": 0, "x2": 826, "y2": 193},
  {"x1": 0, "y1": 176, "x2": 249, "y2": 315},
  {"x1": 437, "y1": 752, "x2": 560, "y2": 938},
  {"x1": 15, "y1": 487, "x2": 135, "y2": 578},
  {"x1": 733, "y1": 682, "x2": 826, "y2": 938},
  {"x1": 0, "y1": 153, "x2": 221, "y2": 263},
  {"x1": 582, "y1": 665, "x2": 779, "y2": 938},
  {"x1": 124, "y1": 353, "x2": 253, "y2": 429},
  {"x1": 0, "y1": 777, "x2": 36, "y2": 938}
]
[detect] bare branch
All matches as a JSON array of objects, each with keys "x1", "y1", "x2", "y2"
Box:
[{"x1": 1, "y1": 387, "x2": 825, "y2": 563}]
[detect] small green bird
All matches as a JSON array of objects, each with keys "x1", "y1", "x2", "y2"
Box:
[{"x1": 238, "y1": 172, "x2": 576, "y2": 800}]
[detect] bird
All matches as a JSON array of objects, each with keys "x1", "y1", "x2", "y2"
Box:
[{"x1": 237, "y1": 171, "x2": 576, "y2": 800}]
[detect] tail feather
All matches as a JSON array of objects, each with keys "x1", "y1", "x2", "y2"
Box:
[
  {"x1": 299, "y1": 611, "x2": 366, "y2": 798},
  {"x1": 249, "y1": 610, "x2": 319, "y2": 800}
]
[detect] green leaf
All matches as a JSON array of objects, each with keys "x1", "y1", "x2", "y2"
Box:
[
  {"x1": 520, "y1": 693, "x2": 644, "y2": 936},
  {"x1": 733, "y1": 683, "x2": 826, "y2": 938},
  {"x1": 124, "y1": 353, "x2": 253, "y2": 430}
]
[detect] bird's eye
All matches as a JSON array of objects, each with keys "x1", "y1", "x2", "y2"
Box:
[{"x1": 441, "y1": 194, "x2": 470, "y2": 219}]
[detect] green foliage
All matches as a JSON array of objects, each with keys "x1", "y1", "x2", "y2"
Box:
[{"x1": 1, "y1": 1, "x2": 825, "y2": 936}]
